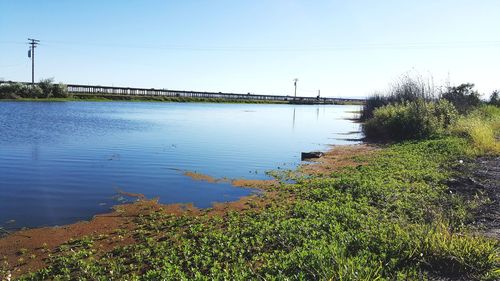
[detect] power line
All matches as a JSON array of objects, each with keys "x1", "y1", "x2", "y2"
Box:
[
  {"x1": 26, "y1": 39, "x2": 500, "y2": 52},
  {"x1": 0, "y1": 63, "x2": 28, "y2": 68},
  {"x1": 0, "y1": 41, "x2": 26, "y2": 45},
  {"x1": 27, "y1": 38, "x2": 40, "y2": 86}
]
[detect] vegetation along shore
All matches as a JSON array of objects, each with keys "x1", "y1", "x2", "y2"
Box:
[{"x1": 1, "y1": 76, "x2": 499, "y2": 280}]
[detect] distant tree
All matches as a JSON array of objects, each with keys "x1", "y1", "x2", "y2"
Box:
[
  {"x1": 489, "y1": 90, "x2": 500, "y2": 107},
  {"x1": 441, "y1": 83, "x2": 481, "y2": 114},
  {"x1": 38, "y1": 78, "x2": 70, "y2": 98},
  {"x1": 38, "y1": 78, "x2": 55, "y2": 98}
]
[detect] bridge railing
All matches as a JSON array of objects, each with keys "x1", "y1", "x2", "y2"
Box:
[
  {"x1": 0, "y1": 81, "x2": 363, "y2": 103},
  {"x1": 66, "y1": 84, "x2": 363, "y2": 103}
]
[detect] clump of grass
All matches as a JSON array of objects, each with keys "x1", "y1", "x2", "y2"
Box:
[
  {"x1": 450, "y1": 105, "x2": 500, "y2": 155},
  {"x1": 415, "y1": 223, "x2": 498, "y2": 276},
  {"x1": 471, "y1": 105, "x2": 500, "y2": 133}
]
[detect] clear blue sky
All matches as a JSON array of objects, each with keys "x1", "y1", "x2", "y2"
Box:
[{"x1": 1, "y1": 0, "x2": 499, "y2": 97}]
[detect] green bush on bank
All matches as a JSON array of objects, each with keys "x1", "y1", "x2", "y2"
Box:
[
  {"x1": 441, "y1": 83, "x2": 481, "y2": 114},
  {"x1": 489, "y1": 90, "x2": 500, "y2": 107},
  {"x1": 360, "y1": 75, "x2": 435, "y2": 121},
  {"x1": 363, "y1": 99, "x2": 458, "y2": 141},
  {"x1": 360, "y1": 74, "x2": 500, "y2": 149},
  {"x1": 0, "y1": 79, "x2": 69, "y2": 99},
  {"x1": 360, "y1": 73, "x2": 484, "y2": 120},
  {"x1": 0, "y1": 82, "x2": 41, "y2": 99},
  {"x1": 37, "y1": 79, "x2": 70, "y2": 98}
]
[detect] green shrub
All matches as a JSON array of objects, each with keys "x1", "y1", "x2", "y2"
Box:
[
  {"x1": 0, "y1": 80, "x2": 69, "y2": 99},
  {"x1": 0, "y1": 82, "x2": 27, "y2": 99},
  {"x1": 488, "y1": 90, "x2": 500, "y2": 107},
  {"x1": 360, "y1": 75, "x2": 436, "y2": 121},
  {"x1": 441, "y1": 83, "x2": 481, "y2": 114},
  {"x1": 360, "y1": 93, "x2": 390, "y2": 121},
  {"x1": 0, "y1": 82, "x2": 46, "y2": 99},
  {"x1": 38, "y1": 78, "x2": 70, "y2": 98},
  {"x1": 363, "y1": 100, "x2": 458, "y2": 141}
]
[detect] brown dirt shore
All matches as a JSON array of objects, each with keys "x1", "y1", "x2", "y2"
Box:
[{"x1": 0, "y1": 144, "x2": 376, "y2": 278}]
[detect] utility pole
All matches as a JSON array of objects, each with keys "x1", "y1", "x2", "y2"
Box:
[
  {"x1": 293, "y1": 78, "x2": 298, "y2": 98},
  {"x1": 27, "y1": 38, "x2": 40, "y2": 86}
]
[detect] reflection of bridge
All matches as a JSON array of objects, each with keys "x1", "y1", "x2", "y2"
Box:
[{"x1": 67, "y1": 84, "x2": 364, "y2": 104}]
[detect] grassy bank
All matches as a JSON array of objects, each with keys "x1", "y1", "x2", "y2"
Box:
[
  {"x1": 2, "y1": 95, "x2": 288, "y2": 104},
  {"x1": 2, "y1": 135, "x2": 497, "y2": 280}
]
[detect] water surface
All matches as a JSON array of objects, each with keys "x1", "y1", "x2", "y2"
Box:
[{"x1": 0, "y1": 101, "x2": 360, "y2": 229}]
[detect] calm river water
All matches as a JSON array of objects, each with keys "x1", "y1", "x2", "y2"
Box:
[{"x1": 0, "y1": 101, "x2": 361, "y2": 230}]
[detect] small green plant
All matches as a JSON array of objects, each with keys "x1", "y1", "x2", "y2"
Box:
[{"x1": 18, "y1": 248, "x2": 28, "y2": 256}]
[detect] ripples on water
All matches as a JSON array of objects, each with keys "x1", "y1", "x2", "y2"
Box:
[{"x1": 0, "y1": 101, "x2": 361, "y2": 229}]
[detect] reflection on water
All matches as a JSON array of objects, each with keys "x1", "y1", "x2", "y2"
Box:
[{"x1": 0, "y1": 101, "x2": 361, "y2": 229}]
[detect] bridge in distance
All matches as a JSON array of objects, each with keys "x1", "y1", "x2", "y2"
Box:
[{"x1": 66, "y1": 84, "x2": 364, "y2": 104}]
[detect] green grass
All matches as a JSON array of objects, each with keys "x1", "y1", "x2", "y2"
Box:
[
  {"x1": 13, "y1": 137, "x2": 499, "y2": 280},
  {"x1": 450, "y1": 105, "x2": 500, "y2": 155}
]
